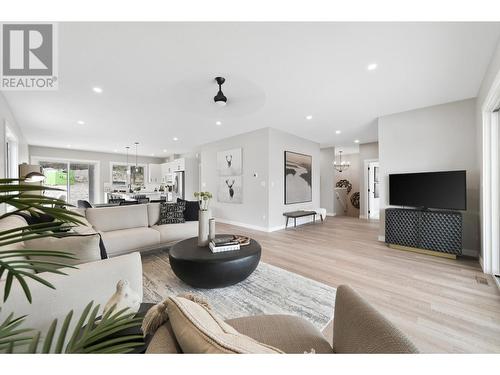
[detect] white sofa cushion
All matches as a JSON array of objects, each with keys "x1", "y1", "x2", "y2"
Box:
[
  {"x1": 101, "y1": 227, "x2": 160, "y2": 256},
  {"x1": 151, "y1": 221, "x2": 198, "y2": 244},
  {"x1": 86, "y1": 205, "x2": 149, "y2": 232},
  {"x1": 0, "y1": 253, "x2": 143, "y2": 346},
  {"x1": 25, "y1": 233, "x2": 102, "y2": 266},
  {"x1": 147, "y1": 203, "x2": 161, "y2": 226},
  {"x1": 0, "y1": 215, "x2": 30, "y2": 280}
]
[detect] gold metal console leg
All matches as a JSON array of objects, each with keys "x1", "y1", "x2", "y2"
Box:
[{"x1": 388, "y1": 244, "x2": 457, "y2": 259}]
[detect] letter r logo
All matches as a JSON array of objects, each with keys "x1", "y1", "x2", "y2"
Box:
[{"x1": 2, "y1": 24, "x2": 53, "y2": 76}]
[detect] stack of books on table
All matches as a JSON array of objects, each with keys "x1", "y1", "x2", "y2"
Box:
[{"x1": 209, "y1": 236, "x2": 240, "y2": 253}]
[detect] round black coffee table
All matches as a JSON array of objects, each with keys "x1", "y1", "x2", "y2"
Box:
[{"x1": 169, "y1": 235, "x2": 261, "y2": 288}]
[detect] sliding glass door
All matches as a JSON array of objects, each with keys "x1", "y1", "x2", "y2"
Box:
[
  {"x1": 35, "y1": 159, "x2": 99, "y2": 205},
  {"x1": 39, "y1": 161, "x2": 69, "y2": 201}
]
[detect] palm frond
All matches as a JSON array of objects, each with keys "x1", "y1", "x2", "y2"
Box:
[
  {"x1": 23, "y1": 302, "x2": 144, "y2": 354},
  {"x1": 0, "y1": 180, "x2": 142, "y2": 355},
  {"x1": 0, "y1": 249, "x2": 77, "y2": 302},
  {"x1": 0, "y1": 313, "x2": 34, "y2": 352}
]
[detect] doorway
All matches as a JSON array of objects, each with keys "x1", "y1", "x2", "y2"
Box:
[{"x1": 367, "y1": 161, "x2": 380, "y2": 219}]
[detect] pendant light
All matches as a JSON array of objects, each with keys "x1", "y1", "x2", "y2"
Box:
[
  {"x1": 134, "y1": 142, "x2": 139, "y2": 172},
  {"x1": 213, "y1": 77, "x2": 227, "y2": 106},
  {"x1": 125, "y1": 146, "x2": 131, "y2": 176},
  {"x1": 333, "y1": 150, "x2": 350, "y2": 172}
]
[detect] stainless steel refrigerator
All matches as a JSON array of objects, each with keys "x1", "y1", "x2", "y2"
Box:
[{"x1": 172, "y1": 171, "x2": 185, "y2": 200}]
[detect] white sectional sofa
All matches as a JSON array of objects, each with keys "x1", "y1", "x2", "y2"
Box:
[
  {"x1": 0, "y1": 202, "x2": 196, "y2": 340},
  {"x1": 0, "y1": 213, "x2": 143, "y2": 339},
  {"x1": 85, "y1": 202, "x2": 198, "y2": 257}
]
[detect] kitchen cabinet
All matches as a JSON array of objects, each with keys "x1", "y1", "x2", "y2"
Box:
[
  {"x1": 160, "y1": 158, "x2": 185, "y2": 182},
  {"x1": 173, "y1": 158, "x2": 185, "y2": 171},
  {"x1": 148, "y1": 164, "x2": 162, "y2": 183}
]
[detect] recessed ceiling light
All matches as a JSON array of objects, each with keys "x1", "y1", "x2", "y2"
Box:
[
  {"x1": 113, "y1": 149, "x2": 118, "y2": 152},
  {"x1": 151, "y1": 153, "x2": 155, "y2": 157},
  {"x1": 92, "y1": 87, "x2": 103, "y2": 93},
  {"x1": 77, "y1": 120, "x2": 85, "y2": 125},
  {"x1": 306, "y1": 115, "x2": 313, "y2": 120},
  {"x1": 367, "y1": 63, "x2": 378, "y2": 71},
  {"x1": 216, "y1": 121, "x2": 222, "y2": 126},
  {"x1": 173, "y1": 137, "x2": 178, "y2": 141},
  {"x1": 335, "y1": 130, "x2": 341, "y2": 134},
  {"x1": 354, "y1": 139, "x2": 360, "y2": 143},
  {"x1": 67, "y1": 144, "x2": 72, "y2": 148},
  {"x1": 163, "y1": 149, "x2": 167, "y2": 153}
]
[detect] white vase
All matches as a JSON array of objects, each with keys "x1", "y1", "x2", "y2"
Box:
[{"x1": 198, "y1": 210, "x2": 210, "y2": 247}]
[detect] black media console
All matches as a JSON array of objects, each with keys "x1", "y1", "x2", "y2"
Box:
[{"x1": 385, "y1": 208, "x2": 462, "y2": 257}]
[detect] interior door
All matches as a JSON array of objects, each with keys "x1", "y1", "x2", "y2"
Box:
[{"x1": 368, "y1": 161, "x2": 380, "y2": 219}]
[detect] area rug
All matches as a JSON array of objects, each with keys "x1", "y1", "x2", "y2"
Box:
[{"x1": 142, "y1": 252, "x2": 336, "y2": 331}]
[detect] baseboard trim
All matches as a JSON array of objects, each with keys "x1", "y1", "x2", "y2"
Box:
[
  {"x1": 461, "y1": 248, "x2": 479, "y2": 258},
  {"x1": 378, "y1": 235, "x2": 385, "y2": 242},
  {"x1": 216, "y1": 214, "x2": 322, "y2": 233},
  {"x1": 326, "y1": 212, "x2": 336, "y2": 217},
  {"x1": 359, "y1": 215, "x2": 367, "y2": 219},
  {"x1": 214, "y1": 218, "x2": 270, "y2": 232},
  {"x1": 494, "y1": 275, "x2": 500, "y2": 291}
]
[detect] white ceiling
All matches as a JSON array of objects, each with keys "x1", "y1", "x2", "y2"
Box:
[{"x1": 4, "y1": 22, "x2": 500, "y2": 156}]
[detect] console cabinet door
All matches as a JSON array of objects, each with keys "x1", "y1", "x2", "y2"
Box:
[
  {"x1": 385, "y1": 209, "x2": 419, "y2": 248},
  {"x1": 420, "y1": 211, "x2": 462, "y2": 255}
]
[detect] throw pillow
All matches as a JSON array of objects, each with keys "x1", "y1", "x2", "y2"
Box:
[
  {"x1": 25, "y1": 233, "x2": 104, "y2": 268},
  {"x1": 166, "y1": 296, "x2": 283, "y2": 354},
  {"x1": 177, "y1": 198, "x2": 199, "y2": 221},
  {"x1": 157, "y1": 202, "x2": 186, "y2": 225},
  {"x1": 103, "y1": 280, "x2": 141, "y2": 315}
]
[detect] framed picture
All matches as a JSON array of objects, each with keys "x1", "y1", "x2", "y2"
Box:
[
  {"x1": 217, "y1": 175, "x2": 243, "y2": 203},
  {"x1": 284, "y1": 151, "x2": 312, "y2": 204},
  {"x1": 217, "y1": 148, "x2": 242, "y2": 176}
]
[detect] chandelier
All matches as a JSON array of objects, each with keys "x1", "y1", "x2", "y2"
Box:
[{"x1": 333, "y1": 150, "x2": 350, "y2": 172}]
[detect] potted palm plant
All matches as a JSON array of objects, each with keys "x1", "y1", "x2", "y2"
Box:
[
  {"x1": 0, "y1": 178, "x2": 143, "y2": 353},
  {"x1": 193, "y1": 191, "x2": 212, "y2": 246}
]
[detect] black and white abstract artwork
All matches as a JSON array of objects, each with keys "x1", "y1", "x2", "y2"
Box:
[
  {"x1": 217, "y1": 176, "x2": 243, "y2": 203},
  {"x1": 284, "y1": 151, "x2": 312, "y2": 204},
  {"x1": 217, "y1": 148, "x2": 242, "y2": 176}
]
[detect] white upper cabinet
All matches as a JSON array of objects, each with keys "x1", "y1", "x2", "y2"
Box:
[
  {"x1": 148, "y1": 164, "x2": 162, "y2": 183},
  {"x1": 174, "y1": 158, "x2": 185, "y2": 171}
]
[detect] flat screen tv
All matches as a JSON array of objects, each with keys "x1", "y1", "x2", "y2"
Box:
[{"x1": 389, "y1": 170, "x2": 466, "y2": 210}]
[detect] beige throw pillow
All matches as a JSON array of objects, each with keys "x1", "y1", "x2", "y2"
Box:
[
  {"x1": 25, "y1": 233, "x2": 102, "y2": 267},
  {"x1": 167, "y1": 296, "x2": 283, "y2": 354}
]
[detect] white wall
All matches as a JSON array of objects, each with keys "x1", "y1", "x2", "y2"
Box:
[
  {"x1": 200, "y1": 128, "x2": 270, "y2": 230},
  {"x1": 476, "y1": 38, "x2": 500, "y2": 262},
  {"x1": 320, "y1": 147, "x2": 335, "y2": 215},
  {"x1": 358, "y1": 142, "x2": 379, "y2": 218},
  {"x1": 28, "y1": 145, "x2": 164, "y2": 203},
  {"x1": 0, "y1": 93, "x2": 29, "y2": 213},
  {"x1": 0, "y1": 93, "x2": 29, "y2": 174},
  {"x1": 268, "y1": 128, "x2": 321, "y2": 229},
  {"x1": 199, "y1": 127, "x2": 321, "y2": 231},
  {"x1": 378, "y1": 98, "x2": 479, "y2": 256}
]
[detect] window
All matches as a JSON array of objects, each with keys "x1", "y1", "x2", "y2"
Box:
[
  {"x1": 111, "y1": 163, "x2": 146, "y2": 187},
  {"x1": 5, "y1": 125, "x2": 18, "y2": 179}
]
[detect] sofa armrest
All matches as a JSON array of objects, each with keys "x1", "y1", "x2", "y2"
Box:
[
  {"x1": 0, "y1": 252, "x2": 143, "y2": 339},
  {"x1": 332, "y1": 285, "x2": 418, "y2": 353}
]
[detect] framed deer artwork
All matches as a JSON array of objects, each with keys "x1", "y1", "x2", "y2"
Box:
[{"x1": 217, "y1": 148, "x2": 243, "y2": 203}]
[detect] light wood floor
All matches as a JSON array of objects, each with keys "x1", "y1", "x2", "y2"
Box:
[{"x1": 211, "y1": 217, "x2": 500, "y2": 353}]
